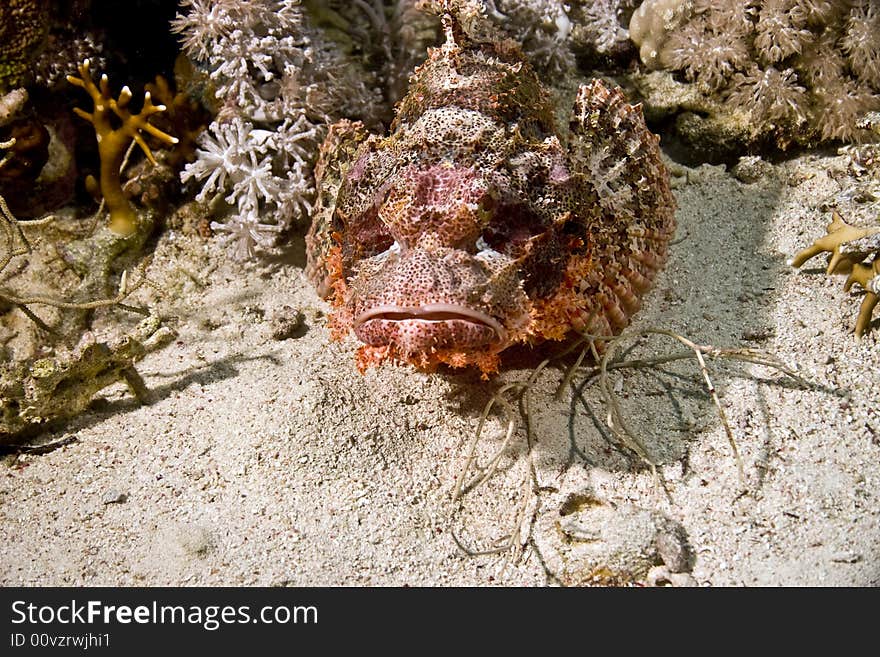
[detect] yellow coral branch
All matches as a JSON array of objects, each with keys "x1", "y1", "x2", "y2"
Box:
[
  {"x1": 791, "y1": 211, "x2": 880, "y2": 336},
  {"x1": 67, "y1": 59, "x2": 178, "y2": 237},
  {"x1": 844, "y1": 258, "x2": 880, "y2": 337},
  {"x1": 788, "y1": 210, "x2": 880, "y2": 273}
]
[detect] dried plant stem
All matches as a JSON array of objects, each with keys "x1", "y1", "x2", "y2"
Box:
[
  {"x1": 0, "y1": 260, "x2": 152, "y2": 313},
  {"x1": 450, "y1": 325, "x2": 805, "y2": 559},
  {"x1": 14, "y1": 303, "x2": 54, "y2": 333},
  {"x1": 0, "y1": 194, "x2": 31, "y2": 275},
  {"x1": 0, "y1": 137, "x2": 15, "y2": 174},
  {"x1": 673, "y1": 334, "x2": 743, "y2": 481},
  {"x1": 453, "y1": 389, "x2": 517, "y2": 498},
  {"x1": 449, "y1": 351, "x2": 553, "y2": 558},
  {"x1": 451, "y1": 474, "x2": 532, "y2": 558},
  {"x1": 1, "y1": 280, "x2": 147, "y2": 311},
  {"x1": 453, "y1": 353, "x2": 552, "y2": 500},
  {"x1": 570, "y1": 328, "x2": 803, "y2": 488},
  {"x1": 1, "y1": 434, "x2": 79, "y2": 455},
  {"x1": 1, "y1": 131, "x2": 158, "y2": 341},
  {"x1": 546, "y1": 310, "x2": 602, "y2": 396}
]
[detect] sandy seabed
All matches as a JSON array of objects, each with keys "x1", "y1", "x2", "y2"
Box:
[{"x1": 1, "y1": 152, "x2": 878, "y2": 586}]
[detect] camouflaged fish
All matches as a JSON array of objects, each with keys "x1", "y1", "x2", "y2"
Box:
[{"x1": 306, "y1": 7, "x2": 676, "y2": 376}]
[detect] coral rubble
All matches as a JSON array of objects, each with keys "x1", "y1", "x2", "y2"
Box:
[
  {"x1": 0, "y1": 315, "x2": 175, "y2": 440},
  {"x1": 485, "y1": 0, "x2": 639, "y2": 73}
]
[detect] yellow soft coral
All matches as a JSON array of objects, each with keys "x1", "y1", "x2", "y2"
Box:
[{"x1": 67, "y1": 59, "x2": 178, "y2": 237}]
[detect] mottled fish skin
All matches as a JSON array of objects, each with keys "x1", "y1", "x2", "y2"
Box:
[{"x1": 306, "y1": 11, "x2": 676, "y2": 376}]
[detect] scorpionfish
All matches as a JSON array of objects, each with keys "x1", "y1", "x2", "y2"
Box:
[{"x1": 306, "y1": 7, "x2": 676, "y2": 376}]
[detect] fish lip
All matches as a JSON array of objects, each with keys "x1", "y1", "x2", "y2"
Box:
[{"x1": 354, "y1": 303, "x2": 507, "y2": 344}]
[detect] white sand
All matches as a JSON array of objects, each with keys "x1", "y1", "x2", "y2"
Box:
[{"x1": 2, "y1": 152, "x2": 878, "y2": 586}]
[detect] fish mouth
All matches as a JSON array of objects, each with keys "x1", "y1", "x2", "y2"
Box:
[{"x1": 354, "y1": 303, "x2": 508, "y2": 345}]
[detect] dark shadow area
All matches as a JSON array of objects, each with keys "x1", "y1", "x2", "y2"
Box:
[
  {"x1": 443, "y1": 330, "x2": 844, "y2": 497},
  {"x1": 83, "y1": 0, "x2": 181, "y2": 86},
  {"x1": 563, "y1": 356, "x2": 843, "y2": 478},
  {"x1": 646, "y1": 115, "x2": 845, "y2": 169},
  {"x1": 266, "y1": 231, "x2": 310, "y2": 271}
]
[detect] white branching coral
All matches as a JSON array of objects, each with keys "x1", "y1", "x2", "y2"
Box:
[
  {"x1": 209, "y1": 212, "x2": 284, "y2": 261},
  {"x1": 181, "y1": 118, "x2": 259, "y2": 204},
  {"x1": 181, "y1": 112, "x2": 320, "y2": 256},
  {"x1": 174, "y1": 0, "x2": 376, "y2": 259},
  {"x1": 312, "y1": 0, "x2": 442, "y2": 105},
  {"x1": 170, "y1": 0, "x2": 239, "y2": 60}
]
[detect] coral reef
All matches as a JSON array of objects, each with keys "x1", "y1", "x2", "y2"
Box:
[
  {"x1": 481, "y1": 0, "x2": 639, "y2": 73},
  {"x1": 0, "y1": 89, "x2": 28, "y2": 126},
  {"x1": 30, "y1": 1, "x2": 106, "y2": 91},
  {"x1": 628, "y1": 0, "x2": 692, "y2": 69},
  {"x1": 181, "y1": 115, "x2": 317, "y2": 259},
  {"x1": 0, "y1": 81, "x2": 174, "y2": 441},
  {"x1": 628, "y1": 0, "x2": 880, "y2": 152},
  {"x1": 174, "y1": 0, "x2": 379, "y2": 259},
  {"x1": 4, "y1": 61, "x2": 179, "y2": 359},
  {"x1": 0, "y1": 117, "x2": 49, "y2": 185},
  {"x1": 0, "y1": 0, "x2": 50, "y2": 92},
  {"x1": 307, "y1": 4, "x2": 675, "y2": 375},
  {"x1": 33, "y1": 30, "x2": 105, "y2": 92},
  {"x1": 304, "y1": 0, "x2": 441, "y2": 105},
  {"x1": 491, "y1": 0, "x2": 578, "y2": 73},
  {"x1": 0, "y1": 92, "x2": 41, "y2": 290},
  {"x1": 0, "y1": 84, "x2": 79, "y2": 219},
  {"x1": 143, "y1": 75, "x2": 208, "y2": 168},
  {"x1": 0, "y1": 90, "x2": 52, "y2": 217},
  {"x1": 568, "y1": 0, "x2": 640, "y2": 60}
]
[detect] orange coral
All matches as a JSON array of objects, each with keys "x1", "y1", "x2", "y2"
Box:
[
  {"x1": 67, "y1": 59, "x2": 178, "y2": 236},
  {"x1": 144, "y1": 72, "x2": 209, "y2": 167}
]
